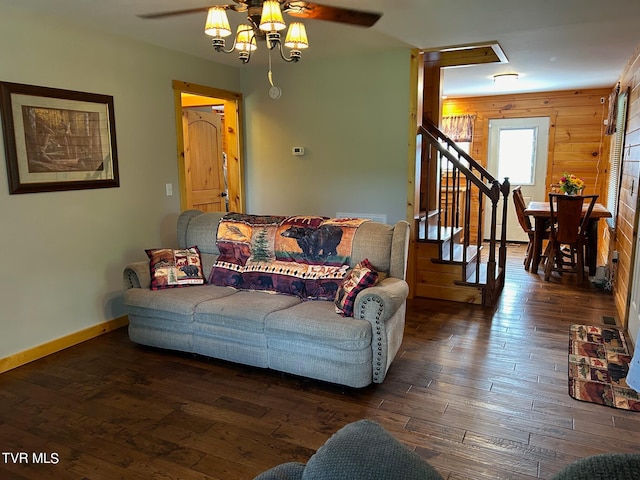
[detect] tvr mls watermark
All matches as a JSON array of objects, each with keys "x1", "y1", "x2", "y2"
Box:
[{"x1": 2, "y1": 452, "x2": 59, "y2": 464}]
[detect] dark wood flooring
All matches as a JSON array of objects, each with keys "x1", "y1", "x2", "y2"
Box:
[{"x1": 1, "y1": 244, "x2": 639, "y2": 480}]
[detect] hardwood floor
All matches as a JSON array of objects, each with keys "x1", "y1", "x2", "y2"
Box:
[{"x1": 1, "y1": 244, "x2": 639, "y2": 480}]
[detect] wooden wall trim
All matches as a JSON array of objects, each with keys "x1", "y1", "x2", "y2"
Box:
[{"x1": 0, "y1": 316, "x2": 129, "y2": 374}]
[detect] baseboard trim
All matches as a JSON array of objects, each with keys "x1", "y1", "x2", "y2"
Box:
[{"x1": 0, "y1": 316, "x2": 129, "y2": 374}]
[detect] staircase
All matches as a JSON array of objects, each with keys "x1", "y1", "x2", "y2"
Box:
[{"x1": 414, "y1": 121, "x2": 510, "y2": 307}]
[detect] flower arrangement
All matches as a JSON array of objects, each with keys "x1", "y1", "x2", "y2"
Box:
[{"x1": 559, "y1": 172, "x2": 585, "y2": 195}]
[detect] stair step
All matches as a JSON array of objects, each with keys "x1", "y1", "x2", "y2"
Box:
[
  {"x1": 414, "y1": 282, "x2": 484, "y2": 304},
  {"x1": 415, "y1": 209, "x2": 439, "y2": 222},
  {"x1": 456, "y1": 264, "x2": 503, "y2": 287},
  {"x1": 416, "y1": 224, "x2": 463, "y2": 243},
  {"x1": 434, "y1": 243, "x2": 479, "y2": 264}
]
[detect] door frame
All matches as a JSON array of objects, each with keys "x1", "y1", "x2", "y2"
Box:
[
  {"x1": 625, "y1": 195, "x2": 640, "y2": 347},
  {"x1": 172, "y1": 80, "x2": 245, "y2": 213}
]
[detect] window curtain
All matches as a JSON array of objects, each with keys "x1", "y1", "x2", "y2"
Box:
[{"x1": 441, "y1": 114, "x2": 476, "y2": 142}]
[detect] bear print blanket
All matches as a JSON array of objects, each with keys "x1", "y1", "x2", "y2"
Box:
[{"x1": 208, "y1": 213, "x2": 369, "y2": 300}]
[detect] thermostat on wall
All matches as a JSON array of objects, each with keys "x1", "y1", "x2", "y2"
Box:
[{"x1": 292, "y1": 146, "x2": 305, "y2": 156}]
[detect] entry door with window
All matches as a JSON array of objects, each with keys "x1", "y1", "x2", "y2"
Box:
[{"x1": 486, "y1": 117, "x2": 550, "y2": 242}]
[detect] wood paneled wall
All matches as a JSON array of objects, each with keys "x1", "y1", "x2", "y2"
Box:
[
  {"x1": 442, "y1": 88, "x2": 612, "y2": 265},
  {"x1": 612, "y1": 43, "x2": 640, "y2": 326},
  {"x1": 443, "y1": 72, "x2": 640, "y2": 327},
  {"x1": 443, "y1": 89, "x2": 611, "y2": 198}
]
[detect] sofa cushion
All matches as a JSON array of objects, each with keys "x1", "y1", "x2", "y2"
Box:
[
  {"x1": 124, "y1": 285, "x2": 237, "y2": 322},
  {"x1": 265, "y1": 301, "x2": 371, "y2": 351},
  {"x1": 195, "y1": 291, "x2": 301, "y2": 333},
  {"x1": 335, "y1": 259, "x2": 379, "y2": 317},
  {"x1": 350, "y1": 222, "x2": 394, "y2": 272},
  {"x1": 146, "y1": 247, "x2": 206, "y2": 290}
]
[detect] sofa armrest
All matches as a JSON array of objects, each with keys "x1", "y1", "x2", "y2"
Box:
[
  {"x1": 353, "y1": 277, "x2": 408, "y2": 324},
  {"x1": 354, "y1": 277, "x2": 409, "y2": 383},
  {"x1": 123, "y1": 261, "x2": 151, "y2": 290}
]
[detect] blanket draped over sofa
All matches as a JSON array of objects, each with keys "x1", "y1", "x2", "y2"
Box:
[
  {"x1": 209, "y1": 213, "x2": 369, "y2": 300},
  {"x1": 122, "y1": 210, "x2": 410, "y2": 388}
]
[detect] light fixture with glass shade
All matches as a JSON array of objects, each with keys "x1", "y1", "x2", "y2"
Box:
[
  {"x1": 205, "y1": 1, "x2": 309, "y2": 64},
  {"x1": 138, "y1": 1, "x2": 381, "y2": 65},
  {"x1": 493, "y1": 73, "x2": 519, "y2": 87}
]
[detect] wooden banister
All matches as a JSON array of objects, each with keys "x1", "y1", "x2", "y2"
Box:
[{"x1": 415, "y1": 122, "x2": 509, "y2": 307}]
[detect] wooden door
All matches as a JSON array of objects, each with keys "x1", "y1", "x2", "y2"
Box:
[{"x1": 182, "y1": 109, "x2": 226, "y2": 212}]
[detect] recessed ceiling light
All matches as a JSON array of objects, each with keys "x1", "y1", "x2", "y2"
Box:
[{"x1": 493, "y1": 73, "x2": 519, "y2": 86}]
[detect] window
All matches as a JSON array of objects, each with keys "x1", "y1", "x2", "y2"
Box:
[
  {"x1": 606, "y1": 88, "x2": 629, "y2": 229},
  {"x1": 497, "y1": 127, "x2": 537, "y2": 185},
  {"x1": 456, "y1": 141, "x2": 471, "y2": 155}
]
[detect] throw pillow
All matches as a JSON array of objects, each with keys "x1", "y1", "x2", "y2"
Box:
[
  {"x1": 146, "y1": 247, "x2": 206, "y2": 290},
  {"x1": 334, "y1": 259, "x2": 379, "y2": 317}
]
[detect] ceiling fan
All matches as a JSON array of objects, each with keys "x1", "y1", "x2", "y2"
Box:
[
  {"x1": 138, "y1": 1, "x2": 381, "y2": 27},
  {"x1": 138, "y1": 0, "x2": 382, "y2": 63}
]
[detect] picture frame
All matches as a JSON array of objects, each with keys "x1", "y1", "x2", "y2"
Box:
[{"x1": 0, "y1": 81, "x2": 119, "y2": 194}]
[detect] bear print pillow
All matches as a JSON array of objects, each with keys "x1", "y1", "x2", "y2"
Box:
[{"x1": 146, "y1": 247, "x2": 206, "y2": 290}]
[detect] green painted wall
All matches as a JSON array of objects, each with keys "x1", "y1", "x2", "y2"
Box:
[
  {"x1": 240, "y1": 49, "x2": 412, "y2": 224},
  {"x1": 0, "y1": 4, "x2": 240, "y2": 359},
  {"x1": 0, "y1": 2, "x2": 414, "y2": 362}
]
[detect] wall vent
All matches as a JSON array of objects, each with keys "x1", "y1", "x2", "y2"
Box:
[{"x1": 336, "y1": 212, "x2": 387, "y2": 224}]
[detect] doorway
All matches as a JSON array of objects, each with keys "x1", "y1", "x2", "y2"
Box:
[
  {"x1": 486, "y1": 117, "x2": 550, "y2": 242},
  {"x1": 172, "y1": 80, "x2": 244, "y2": 213}
]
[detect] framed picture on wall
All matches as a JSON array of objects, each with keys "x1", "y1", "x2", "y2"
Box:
[{"x1": 0, "y1": 81, "x2": 119, "y2": 194}]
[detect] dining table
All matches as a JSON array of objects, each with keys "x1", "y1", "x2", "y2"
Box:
[{"x1": 523, "y1": 200, "x2": 612, "y2": 276}]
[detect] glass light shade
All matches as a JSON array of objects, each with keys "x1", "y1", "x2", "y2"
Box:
[
  {"x1": 235, "y1": 24, "x2": 257, "y2": 52},
  {"x1": 259, "y1": 1, "x2": 286, "y2": 32},
  {"x1": 284, "y1": 22, "x2": 309, "y2": 49},
  {"x1": 204, "y1": 7, "x2": 232, "y2": 37},
  {"x1": 493, "y1": 73, "x2": 519, "y2": 86}
]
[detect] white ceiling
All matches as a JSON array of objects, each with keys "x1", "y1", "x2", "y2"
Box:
[{"x1": 5, "y1": 0, "x2": 640, "y2": 97}]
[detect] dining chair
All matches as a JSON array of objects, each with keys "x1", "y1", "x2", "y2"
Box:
[
  {"x1": 512, "y1": 186, "x2": 549, "y2": 270},
  {"x1": 544, "y1": 193, "x2": 598, "y2": 282}
]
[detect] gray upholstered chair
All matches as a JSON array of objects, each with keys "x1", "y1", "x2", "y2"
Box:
[
  {"x1": 551, "y1": 453, "x2": 640, "y2": 479},
  {"x1": 254, "y1": 420, "x2": 640, "y2": 480},
  {"x1": 254, "y1": 420, "x2": 443, "y2": 480}
]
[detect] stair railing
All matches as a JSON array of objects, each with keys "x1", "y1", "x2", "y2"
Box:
[{"x1": 416, "y1": 121, "x2": 510, "y2": 306}]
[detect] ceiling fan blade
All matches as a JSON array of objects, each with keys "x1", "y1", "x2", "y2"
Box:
[
  {"x1": 137, "y1": 4, "x2": 246, "y2": 20},
  {"x1": 283, "y1": 1, "x2": 381, "y2": 27}
]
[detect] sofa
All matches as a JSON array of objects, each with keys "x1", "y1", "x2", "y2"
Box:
[
  {"x1": 254, "y1": 420, "x2": 640, "y2": 480},
  {"x1": 122, "y1": 210, "x2": 410, "y2": 388}
]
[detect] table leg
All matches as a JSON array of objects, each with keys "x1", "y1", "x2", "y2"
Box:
[
  {"x1": 586, "y1": 219, "x2": 599, "y2": 276},
  {"x1": 531, "y1": 217, "x2": 545, "y2": 273}
]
